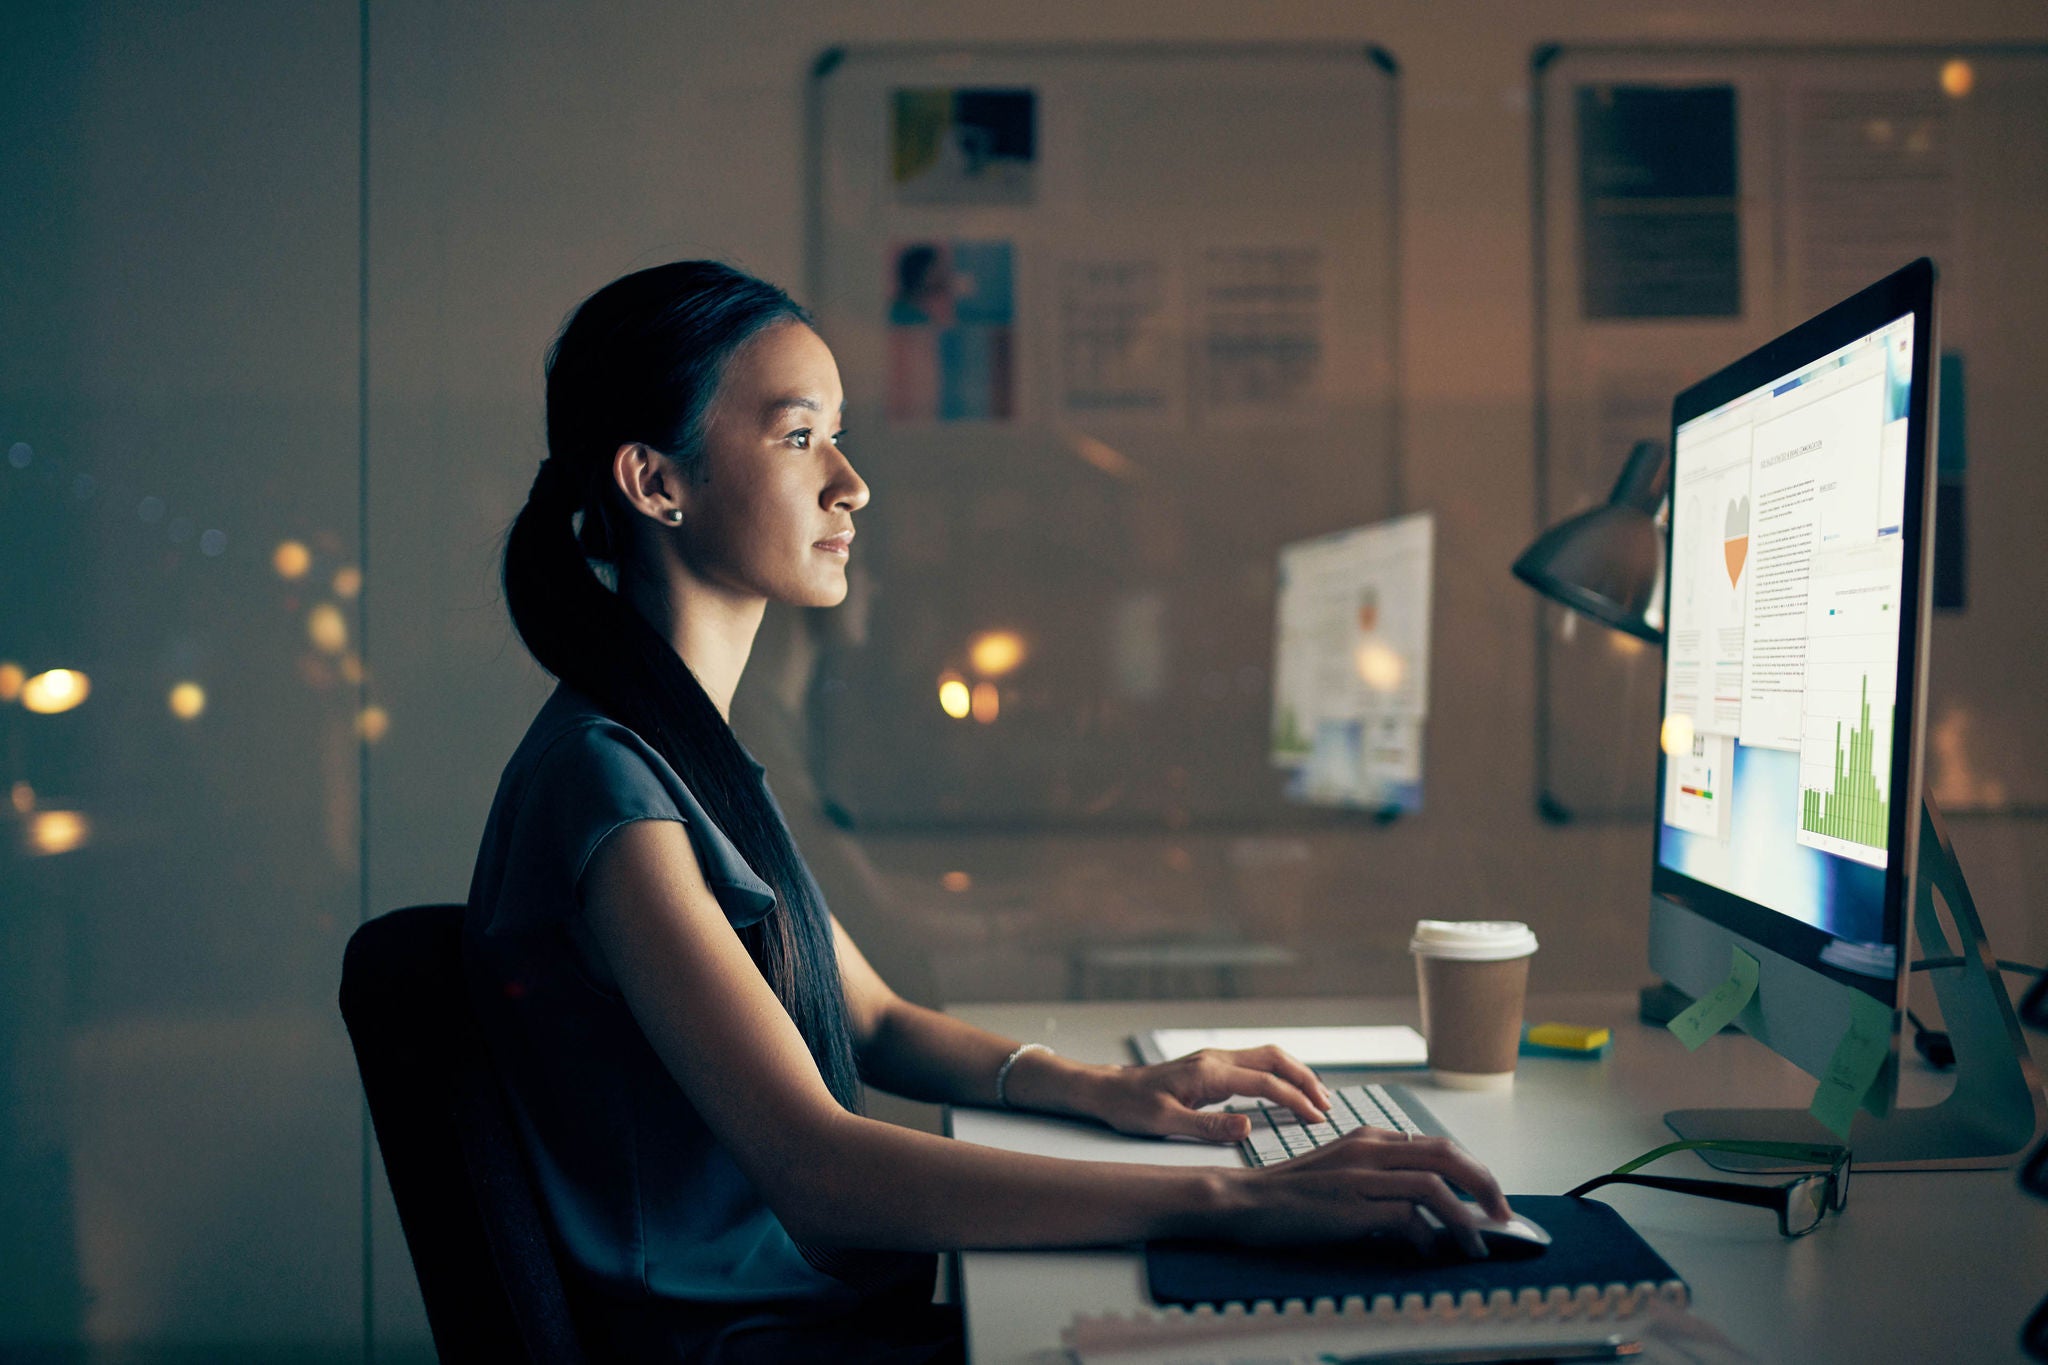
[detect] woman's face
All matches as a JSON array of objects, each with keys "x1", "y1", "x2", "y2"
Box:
[{"x1": 679, "y1": 320, "x2": 868, "y2": 609}]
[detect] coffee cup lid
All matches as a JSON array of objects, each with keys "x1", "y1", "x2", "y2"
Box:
[{"x1": 1409, "y1": 920, "x2": 1538, "y2": 961}]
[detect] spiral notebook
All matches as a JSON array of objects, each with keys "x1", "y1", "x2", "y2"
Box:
[{"x1": 1061, "y1": 1197, "x2": 1749, "y2": 1364}]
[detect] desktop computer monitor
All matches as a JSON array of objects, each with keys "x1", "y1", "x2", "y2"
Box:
[{"x1": 1647, "y1": 258, "x2": 2042, "y2": 1170}]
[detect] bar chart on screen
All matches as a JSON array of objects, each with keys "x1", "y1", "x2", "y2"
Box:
[{"x1": 1796, "y1": 540, "x2": 1902, "y2": 867}]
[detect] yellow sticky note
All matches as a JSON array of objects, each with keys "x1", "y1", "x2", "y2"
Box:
[
  {"x1": 1666, "y1": 947, "x2": 1760, "y2": 1052},
  {"x1": 1809, "y1": 990, "x2": 1894, "y2": 1141}
]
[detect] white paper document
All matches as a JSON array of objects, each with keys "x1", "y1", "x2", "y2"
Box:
[{"x1": 1131, "y1": 1025, "x2": 1427, "y2": 1069}]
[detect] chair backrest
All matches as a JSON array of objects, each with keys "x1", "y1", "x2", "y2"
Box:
[{"x1": 340, "y1": 904, "x2": 587, "y2": 1364}]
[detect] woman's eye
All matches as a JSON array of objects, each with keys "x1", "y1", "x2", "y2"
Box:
[
  {"x1": 786, "y1": 429, "x2": 811, "y2": 449},
  {"x1": 831, "y1": 430, "x2": 847, "y2": 449}
]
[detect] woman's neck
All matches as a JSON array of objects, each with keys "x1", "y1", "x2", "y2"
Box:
[{"x1": 619, "y1": 565, "x2": 764, "y2": 721}]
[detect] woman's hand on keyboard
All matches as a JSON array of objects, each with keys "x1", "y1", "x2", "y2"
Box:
[
  {"x1": 1083, "y1": 1046, "x2": 1334, "y2": 1143},
  {"x1": 1230, "y1": 1128, "x2": 1511, "y2": 1255}
]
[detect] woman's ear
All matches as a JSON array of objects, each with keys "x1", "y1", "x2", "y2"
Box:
[{"x1": 611, "y1": 442, "x2": 688, "y2": 526}]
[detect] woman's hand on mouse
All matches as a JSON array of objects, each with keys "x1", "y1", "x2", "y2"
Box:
[
  {"x1": 1221, "y1": 1128, "x2": 1512, "y2": 1256},
  {"x1": 1074, "y1": 1046, "x2": 1334, "y2": 1143}
]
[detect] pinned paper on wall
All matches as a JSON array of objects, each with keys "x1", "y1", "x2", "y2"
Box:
[
  {"x1": 1809, "y1": 988, "x2": 1893, "y2": 1140},
  {"x1": 1666, "y1": 946, "x2": 1760, "y2": 1051}
]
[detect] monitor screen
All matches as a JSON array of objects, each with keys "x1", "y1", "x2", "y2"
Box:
[{"x1": 1656, "y1": 311, "x2": 1917, "y2": 956}]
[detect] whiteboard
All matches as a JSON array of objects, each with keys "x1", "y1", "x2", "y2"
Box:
[
  {"x1": 806, "y1": 45, "x2": 1402, "y2": 828},
  {"x1": 1532, "y1": 44, "x2": 2048, "y2": 819}
]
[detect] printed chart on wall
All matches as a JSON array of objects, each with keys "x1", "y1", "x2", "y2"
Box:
[
  {"x1": 1658, "y1": 315, "x2": 1911, "y2": 944},
  {"x1": 1271, "y1": 513, "x2": 1433, "y2": 814}
]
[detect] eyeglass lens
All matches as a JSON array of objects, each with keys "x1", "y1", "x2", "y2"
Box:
[{"x1": 1786, "y1": 1175, "x2": 1830, "y2": 1235}]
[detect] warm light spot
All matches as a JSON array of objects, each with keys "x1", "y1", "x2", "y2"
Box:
[
  {"x1": 1940, "y1": 58, "x2": 1974, "y2": 98},
  {"x1": 1661, "y1": 713, "x2": 1696, "y2": 757},
  {"x1": 938, "y1": 673, "x2": 971, "y2": 720},
  {"x1": 274, "y1": 540, "x2": 312, "y2": 579},
  {"x1": 332, "y1": 565, "x2": 363, "y2": 599},
  {"x1": 167, "y1": 681, "x2": 206, "y2": 720},
  {"x1": 1607, "y1": 631, "x2": 1647, "y2": 657},
  {"x1": 339, "y1": 652, "x2": 365, "y2": 685},
  {"x1": 10, "y1": 781, "x2": 33, "y2": 814},
  {"x1": 940, "y1": 870, "x2": 972, "y2": 893},
  {"x1": 1355, "y1": 641, "x2": 1404, "y2": 693},
  {"x1": 307, "y1": 603, "x2": 348, "y2": 654},
  {"x1": 21, "y1": 668, "x2": 90, "y2": 714},
  {"x1": 0, "y1": 662, "x2": 22, "y2": 701},
  {"x1": 356, "y1": 705, "x2": 391, "y2": 743},
  {"x1": 971, "y1": 681, "x2": 1000, "y2": 724},
  {"x1": 26, "y1": 809, "x2": 89, "y2": 856},
  {"x1": 969, "y1": 630, "x2": 1027, "y2": 677},
  {"x1": 1863, "y1": 117, "x2": 1894, "y2": 146}
]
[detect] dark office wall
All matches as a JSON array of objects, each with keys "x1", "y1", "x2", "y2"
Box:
[{"x1": 4, "y1": 0, "x2": 2044, "y2": 1357}]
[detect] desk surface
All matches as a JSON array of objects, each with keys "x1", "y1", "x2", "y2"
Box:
[{"x1": 946, "y1": 992, "x2": 2046, "y2": 1364}]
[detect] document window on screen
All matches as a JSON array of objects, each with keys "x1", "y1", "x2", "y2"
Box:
[{"x1": 1657, "y1": 315, "x2": 1915, "y2": 953}]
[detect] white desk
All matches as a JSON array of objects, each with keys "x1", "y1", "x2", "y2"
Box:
[{"x1": 946, "y1": 993, "x2": 2048, "y2": 1364}]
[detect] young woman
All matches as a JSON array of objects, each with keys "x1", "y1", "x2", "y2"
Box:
[{"x1": 467, "y1": 261, "x2": 1510, "y2": 1363}]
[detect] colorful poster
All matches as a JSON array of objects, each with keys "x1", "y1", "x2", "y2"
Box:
[
  {"x1": 891, "y1": 88, "x2": 1036, "y2": 205},
  {"x1": 887, "y1": 240, "x2": 1016, "y2": 424}
]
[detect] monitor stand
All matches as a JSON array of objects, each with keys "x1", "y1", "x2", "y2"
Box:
[{"x1": 1667, "y1": 796, "x2": 2046, "y2": 1172}]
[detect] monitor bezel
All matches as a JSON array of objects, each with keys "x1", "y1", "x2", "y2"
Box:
[{"x1": 1651, "y1": 257, "x2": 1937, "y2": 1009}]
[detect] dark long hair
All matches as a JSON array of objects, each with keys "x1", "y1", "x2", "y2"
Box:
[{"x1": 502, "y1": 261, "x2": 863, "y2": 1112}]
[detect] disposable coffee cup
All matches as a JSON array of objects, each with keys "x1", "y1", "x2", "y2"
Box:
[{"x1": 1410, "y1": 921, "x2": 1538, "y2": 1090}]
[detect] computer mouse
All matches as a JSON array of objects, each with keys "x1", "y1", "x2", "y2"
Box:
[{"x1": 1416, "y1": 1205, "x2": 1553, "y2": 1259}]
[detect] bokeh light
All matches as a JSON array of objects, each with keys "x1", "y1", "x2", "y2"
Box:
[
  {"x1": 968, "y1": 630, "x2": 1026, "y2": 677},
  {"x1": 26, "y1": 810, "x2": 90, "y2": 857},
  {"x1": 21, "y1": 668, "x2": 90, "y2": 714},
  {"x1": 307, "y1": 603, "x2": 348, "y2": 654},
  {"x1": 1941, "y1": 58, "x2": 1974, "y2": 98},
  {"x1": 332, "y1": 565, "x2": 363, "y2": 600},
  {"x1": 0, "y1": 662, "x2": 23, "y2": 702},
  {"x1": 940, "y1": 870, "x2": 973, "y2": 893},
  {"x1": 168, "y1": 681, "x2": 206, "y2": 720},
  {"x1": 938, "y1": 673, "x2": 971, "y2": 719},
  {"x1": 7, "y1": 442, "x2": 31, "y2": 469},
  {"x1": 10, "y1": 781, "x2": 33, "y2": 814},
  {"x1": 1661, "y1": 713, "x2": 1696, "y2": 757},
  {"x1": 356, "y1": 705, "x2": 391, "y2": 743},
  {"x1": 273, "y1": 540, "x2": 312, "y2": 579},
  {"x1": 1355, "y1": 641, "x2": 1405, "y2": 693},
  {"x1": 971, "y1": 681, "x2": 1000, "y2": 724},
  {"x1": 200, "y1": 529, "x2": 227, "y2": 556},
  {"x1": 339, "y1": 653, "x2": 365, "y2": 685}
]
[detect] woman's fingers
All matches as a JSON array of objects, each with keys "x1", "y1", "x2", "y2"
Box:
[
  {"x1": 1290, "y1": 1131, "x2": 1513, "y2": 1227},
  {"x1": 1222, "y1": 1046, "x2": 1333, "y2": 1111},
  {"x1": 1202, "y1": 1061, "x2": 1326, "y2": 1124}
]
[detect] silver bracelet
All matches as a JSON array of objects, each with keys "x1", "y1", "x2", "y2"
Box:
[{"x1": 994, "y1": 1042, "x2": 1053, "y2": 1110}]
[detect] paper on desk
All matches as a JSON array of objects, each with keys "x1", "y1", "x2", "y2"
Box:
[
  {"x1": 1135, "y1": 1026, "x2": 1427, "y2": 1069},
  {"x1": 1666, "y1": 947, "x2": 1759, "y2": 1052},
  {"x1": 1809, "y1": 988, "x2": 1893, "y2": 1141},
  {"x1": 1064, "y1": 1296, "x2": 1754, "y2": 1364}
]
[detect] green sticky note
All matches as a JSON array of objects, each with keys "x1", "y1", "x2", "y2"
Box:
[
  {"x1": 1665, "y1": 947, "x2": 1760, "y2": 1052},
  {"x1": 1810, "y1": 990, "x2": 1893, "y2": 1141}
]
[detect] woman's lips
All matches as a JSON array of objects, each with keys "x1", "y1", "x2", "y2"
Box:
[{"x1": 814, "y1": 531, "x2": 854, "y2": 556}]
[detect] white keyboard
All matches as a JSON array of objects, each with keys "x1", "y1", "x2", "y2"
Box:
[{"x1": 1228, "y1": 1082, "x2": 1445, "y2": 1167}]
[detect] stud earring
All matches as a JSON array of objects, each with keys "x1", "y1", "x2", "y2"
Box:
[{"x1": 665, "y1": 509, "x2": 683, "y2": 524}]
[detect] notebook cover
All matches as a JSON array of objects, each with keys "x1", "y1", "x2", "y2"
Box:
[{"x1": 1146, "y1": 1196, "x2": 1682, "y2": 1307}]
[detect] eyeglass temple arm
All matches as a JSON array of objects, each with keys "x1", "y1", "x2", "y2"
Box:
[
  {"x1": 1566, "y1": 1173, "x2": 1790, "y2": 1212},
  {"x1": 1613, "y1": 1140, "x2": 1843, "y2": 1176}
]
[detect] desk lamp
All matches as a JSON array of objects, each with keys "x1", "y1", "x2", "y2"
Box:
[{"x1": 1512, "y1": 439, "x2": 1668, "y2": 644}]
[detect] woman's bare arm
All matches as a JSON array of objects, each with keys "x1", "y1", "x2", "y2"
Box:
[{"x1": 580, "y1": 819, "x2": 1508, "y2": 1253}]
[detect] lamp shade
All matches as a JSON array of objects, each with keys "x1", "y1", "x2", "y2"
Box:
[{"x1": 1512, "y1": 440, "x2": 1668, "y2": 644}]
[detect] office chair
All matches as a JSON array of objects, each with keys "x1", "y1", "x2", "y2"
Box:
[{"x1": 340, "y1": 903, "x2": 588, "y2": 1364}]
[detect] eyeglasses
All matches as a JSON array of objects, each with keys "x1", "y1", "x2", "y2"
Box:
[{"x1": 1565, "y1": 1139, "x2": 1852, "y2": 1238}]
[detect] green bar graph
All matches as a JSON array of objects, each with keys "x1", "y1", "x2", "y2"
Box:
[{"x1": 1800, "y1": 675, "x2": 1890, "y2": 849}]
